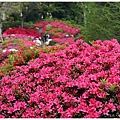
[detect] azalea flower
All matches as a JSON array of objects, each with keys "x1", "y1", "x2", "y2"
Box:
[{"x1": 102, "y1": 107, "x2": 109, "y2": 115}]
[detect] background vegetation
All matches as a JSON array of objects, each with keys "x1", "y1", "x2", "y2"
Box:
[{"x1": 0, "y1": 2, "x2": 120, "y2": 42}]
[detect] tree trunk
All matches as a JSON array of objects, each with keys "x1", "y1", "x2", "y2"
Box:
[
  {"x1": 0, "y1": 19, "x2": 3, "y2": 43},
  {"x1": 81, "y1": 3, "x2": 87, "y2": 28},
  {"x1": 84, "y1": 5, "x2": 87, "y2": 28},
  {"x1": 83, "y1": 8, "x2": 87, "y2": 28},
  {"x1": 21, "y1": 17, "x2": 24, "y2": 28}
]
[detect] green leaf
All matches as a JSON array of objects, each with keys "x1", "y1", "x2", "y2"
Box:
[
  {"x1": 100, "y1": 78, "x2": 107, "y2": 85},
  {"x1": 46, "y1": 25, "x2": 53, "y2": 31},
  {"x1": 89, "y1": 40, "x2": 94, "y2": 45},
  {"x1": 109, "y1": 84, "x2": 117, "y2": 91},
  {"x1": 98, "y1": 88, "x2": 104, "y2": 92}
]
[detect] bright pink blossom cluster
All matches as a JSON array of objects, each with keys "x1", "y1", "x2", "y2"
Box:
[
  {"x1": 0, "y1": 39, "x2": 120, "y2": 118},
  {"x1": 20, "y1": 39, "x2": 36, "y2": 47},
  {"x1": 1, "y1": 38, "x2": 36, "y2": 54},
  {"x1": 53, "y1": 38, "x2": 74, "y2": 44},
  {"x1": 34, "y1": 20, "x2": 49, "y2": 28},
  {"x1": 49, "y1": 20, "x2": 81, "y2": 35},
  {"x1": 34, "y1": 20, "x2": 81, "y2": 36},
  {"x1": 0, "y1": 51, "x2": 12, "y2": 64},
  {"x1": 2, "y1": 28, "x2": 41, "y2": 39}
]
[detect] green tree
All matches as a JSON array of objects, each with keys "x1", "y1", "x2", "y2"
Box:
[
  {"x1": 0, "y1": 2, "x2": 20, "y2": 42},
  {"x1": 80, "y1": 2, "x2": 120, "y2": 42},
  {"x1": 50, "y1": 2, "x2": 82, "y2": 24}
]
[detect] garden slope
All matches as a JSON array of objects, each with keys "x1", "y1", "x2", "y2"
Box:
[{"x1": 0, "y1": 39, "x2": 120, "y2": 118}]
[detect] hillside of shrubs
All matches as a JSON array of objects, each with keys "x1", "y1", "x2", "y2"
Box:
[{"x1": 0, "y1": 20, "x2": 120, "y2": 118}]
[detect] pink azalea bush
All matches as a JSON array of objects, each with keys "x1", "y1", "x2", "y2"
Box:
[
  {"x1": 0, "y1": 38, "x2": 39, "y2": 78},
  {"x1": 0, "y1": 38, "x2": 120, "y2": 118},
  {"x1": 49, "y1": 20, "x2": 81, "y2": 36},
  {"x1": 34, "y1": 20, "x2": 81, "y2": 36},
  {"x1": 0, "y1": 39, "x2": 68, "y2": 79},
  {"x1": 34, "y1": 20, "x2": 49, "y2": 29},
  {"x1": 34, "y1": 20, "x2": 83, "y2": 44},
  {"x1": 2, "y1": 28, "x2": 41, "y2": 40},
  {"x1": 1, "y1": 38, "x2": 36, "y2": 52},
  {"x1": 0, "y1": 50, "x2": 12, "y2": 66},
  {"x1": 53, "y1": 38, "x2": 74, "y2": 44}
]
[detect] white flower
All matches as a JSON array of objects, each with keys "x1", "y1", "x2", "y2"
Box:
[
  {"x1": 30, "y1": 47, "x2": 34, "y2": 49},
  {"x1": 3, "y1": 49, "x2": 7, "y2": 52},
  {"x1": 45, "y1": 39, "x2": 52, "y2": 45},
  {"x1": 31, "y1": 36, "x2": 34, "y2": 40},
  {"x1": 8, "y1": 49, "x2": 18, "y2": 52},
  {"x1": 34, "y1": 39, "x2": 43, "y2": 46},
  {"x1": 11, "y1": 34, "x2": 15, "y2": 37}
]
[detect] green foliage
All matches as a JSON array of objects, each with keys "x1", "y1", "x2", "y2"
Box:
[
  {"x1": 109, "y1": 84, "x2": 117, "y2": 91},
  {"x1": 46, "y1": 25, "x2": 53, "y2": 31},
  {"x1": 50, "y1": 2, "x2": 82, "y2": 23},
  {"x1": 89, "y1": 40, "x2": 95, "y2": 46},
  {"x1": 2, "y1": 39, "x2": 10, "y2": 46},
  {"x1": 100, "y1": 78, "x2": 107, "y2": 85},
  {"x1": 2, "y1": 21, "x2": 34, "y2": 31},
  {"x1": 57, "y1": 28, "x2": 63, "y2": 33},
  {"x1": 0, "y1": 49, "x2": 2, "y2": 53},
  {"x1": 0, "y1": 64, "x2": 14, "y2": 75},
  {"x1": 24, "y1": 21, "x2": 34, "y2": 28},
  {"x1": 83, "y1": 2, "x2": 120, "y2": 42},
  {"x1": 8, "y1": 54, "x2": 15, "y2": 64},
  {"x1": 2, "y1": 21, "x2": 21, "y2": 31},
  {"x1": 48, "y1": 41, "x2": 58, "y2": 46}
]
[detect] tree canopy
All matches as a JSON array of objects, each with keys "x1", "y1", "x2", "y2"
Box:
[{"x1": 1, "y1": 2, "x2": 120, "y2": 42}]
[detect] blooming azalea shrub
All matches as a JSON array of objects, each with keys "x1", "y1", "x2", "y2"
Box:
[
  {"x1": 53, "y1": 38, "x2": 74, "y2": 44},
  {"x1": 0, "y1": 39, "x2": 68, "y2": 79},
  {"x1": 1, "y1": 39, "x2": 29, "y2": 50},
  {"x1": 1, "y1": 38, "x2": 37, "y2": 54},
  {"x1": 0, "y1": 38, "x2": 38, "y2": 78},
  {"x1": 0, "y1": 50, "x2": 17, "y2": 79},
  {"x1": 34, "y1": 20, "x2": 84, "y2": 44},
  {"x1": 2, "y1": 28, "x2": 41, "y2": 40},
  {"x1": 0, "y1": 44, "x2": 40, "y2": 78},
  {"x1": 48, "y1": 20, "x2": 81, "y2": 35},
  {"x1": 0, "y1": 39, "x2": 120, "y2": 118},
  {"x1": 34, "y1": 20, "x2": 49, "y2": 29},
  {"x1": 0, "y1": 50, "x2": 12, "y2": 63},
  {"x1": 34, "y1": 20, "x2": 81, "y2": 36}
]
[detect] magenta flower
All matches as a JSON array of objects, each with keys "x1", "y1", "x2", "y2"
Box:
[
  {"x1": 107, "y1": 103, "x2": 116, "y2": 111},
  {"x1": 7, "y1": 95, "x2": 15, "y2": 102},
  {"x1": 0, "y1": 115, "x2": 5, "y2": 118},
  {"x1": 1, "y1": 104, "x2": 7, "y2": 110},
  {"x1": 97, "y1": 92, "x2": 107, "y2": 98},
  {"x1": 14, "y1": 101, "x2": 21, "y2": 111},
  {"x1": 7, "y1": 107, "x2": 14, "y2": 114},
  {"x1": 102, "y1": 107, "x2": 109, "y2": 115},
  {"x1": 84, "y1": 111, "x2": 101, "y2": 118}
]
